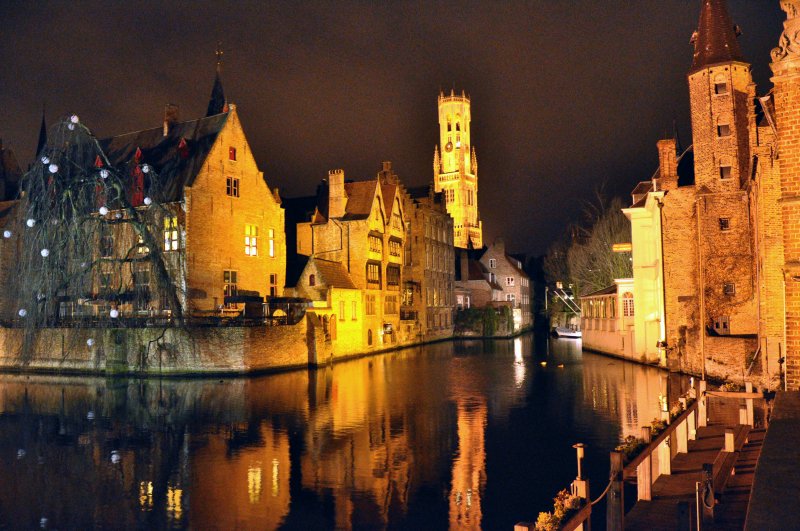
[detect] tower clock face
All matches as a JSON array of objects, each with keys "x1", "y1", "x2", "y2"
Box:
[{"x1": 445, "y1": 141, "x2": 453, "y2": 152}]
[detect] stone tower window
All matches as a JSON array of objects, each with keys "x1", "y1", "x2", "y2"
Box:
[
  {"x1": 723, "y1": 282, "x2": 736, "y2": 296},
  {"x1": 309, "y1": 274, "x2": 316, "y2": 287},
  {"x1": 719, "y1": 164, "x2": 732, "y2": 180},
  {"x1": 717, "y1": 123, "x2": 731, "y2": 137},
  {"x1": 714, "y1": 74, "x2": 729, "y2": 95},
  {"x1": 719, "y1": 218, "x2": 731, "y2": 231}
]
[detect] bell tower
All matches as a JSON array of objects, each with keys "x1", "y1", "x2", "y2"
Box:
[{"x1": 434, "y1": 89, "x2": 482, "y2": 249}]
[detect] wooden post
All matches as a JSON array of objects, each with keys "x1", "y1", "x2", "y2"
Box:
[
  {"x1": 698, "y1": 380, "x2": 708, "y2": 428},
  {"x1": 676, "y1": 416, "x2": 689, "y2": 454},
  {"x1": 637, "y1": 426, "x2": 653, "y2": 501},
  {"x1": 688, "y1": 408, "x2": 697, "y2": 441},
  {"x1": 571, "y1": 479, "x2": 591, "y2": 531},
  {"x1": 607, "y1": 451, "x2": 625, "y2": 531},
  {"x1": 739, "y1": 405, "x2": 748, "y2": 426},
  {"x1": 724, "y1": 429, "x2": 735, "y2": 452},
  {"x1": 659, "y1": 434, "x2": 672, "y2": 476},
  {"x1": 745, "y1": 381, "x2": 754, "y2": 427}
]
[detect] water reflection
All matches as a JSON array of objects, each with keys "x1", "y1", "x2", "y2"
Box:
[{"x1": 0, "y1": 335, "x2": 680, "y2": 529}]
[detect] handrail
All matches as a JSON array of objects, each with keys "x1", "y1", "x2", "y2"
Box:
[{"x1": 623, "y1": 399, "x2": 698, "y2": 475}]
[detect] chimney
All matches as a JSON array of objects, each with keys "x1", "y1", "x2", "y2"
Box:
[
  {"x1": 163, "y1": 104, "x2": 180, "y2": 137},
  {"x1": 459, "y1": 249, "x2": 469, "y2": 282},
  {"x1": 378, "y1": 161, "x2": 398, "y2": 184},
  {"x1": 328, "y1": 169, "x2": 345, "y2": 219},
  {"x1": 656, "y1": 139, "x2": 678, "y2": 190}
]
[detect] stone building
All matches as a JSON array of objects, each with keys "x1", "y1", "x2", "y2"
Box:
[
  {"x1": 479, "y1": 239, "x2": 532, "y2": 330},
  {"x1": 625, "y1": 0, "x2": 800, "y2": 387},
  {"x1": 455, "y1": 251, "x2": 503, "y2": 310},
  {"x1": 101, "y1": 68, "x2": 286, "y2": 316},
  {"x1": 403, "y1": 183, "x2": 455, "y2": 339},
  {"x1": 433, "y1": 90, "x2": 483, "y2": 249},
  {"x1": 293, "y1": 167, "x2": 408, "y2": 352}
]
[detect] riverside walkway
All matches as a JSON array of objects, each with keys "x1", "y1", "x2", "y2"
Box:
[{"x1": 625, "y1": 393, "x2": 766, "y2": 530}]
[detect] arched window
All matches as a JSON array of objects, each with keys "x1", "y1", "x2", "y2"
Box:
[
  {"x1": 309, "y1": 274, "x2": 316, "y2": 287},
  {"x1": 367, "y1": 329, "x2": 373, "y2": 346},
  {"x1": 622, "y1": 293, "x2": 634, "y2": 317}
]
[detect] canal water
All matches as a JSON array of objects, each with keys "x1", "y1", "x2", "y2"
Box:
[{"x1": 0, "y1": 334, "x2": 685, "y2": 530}]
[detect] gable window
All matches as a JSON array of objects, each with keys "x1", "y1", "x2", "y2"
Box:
[
  {"x1": 229, "y1": 147, "x2": 237, "y2": 161},
  {"x1": 719, "y1": 165, "x2": 732, "y2": 180},
  {"x1": 268, "y1": 229, "x2": 275, "y2": 257},
  {"x1": 223, "y1": 270, "x2": 238, "y2": 309},
  {"x1": 226, "y1": 176, "x2": 240, "y2": 197},
  {"x1": 164, "y1": 216, "x2": 179, "y2": 251},
  {"x1": 506, "y1": 277, "x2": 515, "y2": 286},
  {"x1": 723, "y1": 282, "x2": 736, "y2": 296},
  {"x1": 308, "y1": 274, "x2": 316, "y2": 287},
  {"x1": 719, "y1": 218, "x2": 731, "y2": 231},
  {"x1": 245, "y1": 224, "x2": 258, "y2": 256},
  {"x1": 489, "y1": 258, "x2": 496, "y2": 269},
  {"x1": 717, "y1": 123, "x2": 731, "y2": 137}
]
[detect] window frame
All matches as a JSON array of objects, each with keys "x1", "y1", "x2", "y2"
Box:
[{"x1": 226, "y1": 176, "x2": 240, "y2": 197}]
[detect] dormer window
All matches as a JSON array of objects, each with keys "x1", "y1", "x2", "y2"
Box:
[{"x1": 229, "y1": 147, "x2": 237, "y2": 161}]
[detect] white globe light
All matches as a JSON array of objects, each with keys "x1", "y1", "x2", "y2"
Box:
[
  {"x1": 41, "y1": 156, "x2": 49, "y2": 165},
  {"x1": 110, "y1": 309, "x2": 119, "y2": 318},
  {"x1": 86, "y1": 411, "x2": 95, "y2": 420},
  {"x1": 40, "y1": 248, "x2": 49, "y2": 257},
  {"x1": 26, "y1": 219, "x2": 35, "y2": 228},
  {"x1": 48, "y1": 164, "x2": 58, "y2": 174},
  {"x1": 99, "y1": 206, "x2": 109, "y2": 216},
  {"x1": 115, "y1": 213, "x2": 122, "y2": 219},
  {"x1": 70, "y1": 114, "x2": 79, "y2": 124},
  {"x1": 142, "y1": 164, "x2": 150, "y2": 174},
  {"x1": 99, "y1": 169, "x2": 109, "y2": 179},
  {"x1": 67, "y1": 123, "x2": 75, "y2": 131},
  {"x1": 86, "y1": 338, "x2": 95, "y2": 347},
  {"x1": 18, "y1": 309, "x2": 27, "y2": 317},
  {"x1": 143, "y1": 197, "x2": 152, "y2": 206},
  {"x1": 110, "y1": 451, "x2": 121, "y2": 464},
  {"x1": 3, "y1": 230, "x2": 11, "y2": 239}
]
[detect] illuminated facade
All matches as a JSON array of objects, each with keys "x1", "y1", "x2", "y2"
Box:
[
  {"x1": 434, "y1": 90, "x2": 483, "y2": 249},
  {"x1": 580, "y1": 279, "x2": 636, "y2": 360}
]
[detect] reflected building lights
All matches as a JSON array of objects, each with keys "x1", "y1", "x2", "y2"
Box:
[
  {"x1": 271, "y1": 458, "x2": 280, "y2": 497},
  {"x1": 138, "y1": 481, "x2": 153, "y2": 512},
  {"x1": 248, "y1": 464, "x2": 262, "y2": 504},
  {"x1": 514, "y1": 338, "x2": 525, "y2": 389},
  {"x1": 166, "y1": 485, "x2": 183, "y2": 523}
]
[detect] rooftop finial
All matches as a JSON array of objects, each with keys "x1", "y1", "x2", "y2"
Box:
[{"x1": 215, "y1": 41, "x2": 224, "y2": 72}]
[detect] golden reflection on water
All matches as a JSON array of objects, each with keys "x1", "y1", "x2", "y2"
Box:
[{"x1": 0, "y1": 335, "x2": 677, "y2": 529}]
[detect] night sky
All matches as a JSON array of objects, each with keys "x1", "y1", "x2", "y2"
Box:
[{"x1": 0, "y1": 1, "x2": 785, "y2": 255}]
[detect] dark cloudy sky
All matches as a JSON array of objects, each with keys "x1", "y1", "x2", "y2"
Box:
[{"x1": 0, "y1": 1, "x2": 785, "y2": 255}]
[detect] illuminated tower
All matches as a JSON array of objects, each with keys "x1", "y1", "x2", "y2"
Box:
[{"x1": 434, "y1": 90, "x2": 483, "y2": 249}]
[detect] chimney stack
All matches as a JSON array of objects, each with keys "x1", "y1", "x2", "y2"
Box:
[
  {"x1": 328, "y1": 169, "x2": 345, "y2": 219},
  {"x1": 657, "y1": 139, "x2": 678, "y2": 190},
  {"x1": 163, "y1": 104, "x2": 180, "y2": 137}
]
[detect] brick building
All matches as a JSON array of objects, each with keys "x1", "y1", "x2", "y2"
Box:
[
  {"x1": 100, "y1": 69, "x2": 286, "y2": 316},
  {"x1": 625, "y1": 0, "x2": 800, "y2": 387},
  {"x1": 479, "y1": 239, "x2": 532, "y2": 330}
]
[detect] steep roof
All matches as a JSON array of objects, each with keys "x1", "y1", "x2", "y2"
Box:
[
  {"x1": 690, "y1": 0, "x2": 744, "y2": 73},
  {"x1": 342, "y1": 180, "x2": 378, "y2": 220},
  {"x1": 100, "y1": 112, "x2": 229, "y2": 202},
  {"x1": 381, "y1": 183, "x2": 397, "y2": 215},
  {"x1": 313, "y1": 258, "x2": 357, "y2": 289}
]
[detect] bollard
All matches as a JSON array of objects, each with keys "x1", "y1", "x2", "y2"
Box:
[
  {"x1": 607, "y1": 452, "x2": 625, "y2": 531},
  {"x1": 698, "y1": 380, "x2": 708, "y2": 428},
  {"x1": 677, "y1": 414, "x2": 689, "y2": 454},
  {"x1": 688, "y1": 407, "x2": 697, "y2": 441},
  {"x1": 637, "y1": 426, "x2": 653, "y2": 501}
]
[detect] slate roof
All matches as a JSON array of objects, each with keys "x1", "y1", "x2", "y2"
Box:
[
  {"x1": 100, "y1": 112, "x2": 229, "y2": 202},
  {"x1": 690, "y1": 0, "x2": 744, "y2": 73},
  {"x1": 581, "y1": 285, "x2": 617, "y2": 298},
  {"x1": 342, "y1": 180, "x2": 378, "y2": 220},
  {"x1": 381, "y1": 183, "x2": 397, "y2": 215},
  {"x1": 313, "y1": 258, "x2": 357, "y2": 289}
]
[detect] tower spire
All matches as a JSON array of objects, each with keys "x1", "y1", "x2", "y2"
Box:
[
  {"x1": 690, "y1": 0, "x2": 744, "y2": 73},
  {"x1": 206, "y1": 42, "x2": 227, "y2": 117},
  {"x1": 35, "y1": 106, "x2": 47, "y2": 157}
]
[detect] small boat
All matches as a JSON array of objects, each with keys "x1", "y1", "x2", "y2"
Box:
[{"x1": 553, "y1": 327, "x2": 582, "y2": 339}]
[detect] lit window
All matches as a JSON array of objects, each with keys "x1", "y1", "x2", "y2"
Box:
[
  {"x1": 717, "y1": 123, "x2": 731, "y2": 137},
  {"x1": 367, "y1": 262, "x2": 381, "y2": 287},
  {"x1": 389, "y1": 239, "x2": 401, "y2": 257},
  {"x1": 720, "y1": 165, "x2": 732, "y2": 180},
  {"x1": 223, "y1": 270, "x2": 238, "y2": 309},
  {"x1": 229, "y1": 147, "x2": 237, "y2": 161},
  {"x1": 163, "y1": 216, "x2": 179, "y2": 251},
  {"x1": 369, "y1": 235, "x2": 382, "y2": 254},
  {"x1": 268, "y1": 229, "x2": 275, "y2": 257},
  {"x1": 719, "y1": 218, "x2": 730, "y2": 231},
  {"x1": 226, "y1": 176, "x2": 240, "y2": 197},
  {"x1": 245, "y1": 224, "x2": 258, "y2": 256},
  {"x1": 723, "y1": 282, "x2": 736, "y2": 296},
  {"x1": 622, "y1": 292, "x2": 634, "y2": 317},
  {"x1": 269, "y1": 273, "x2": 278, "y2": 297}
]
